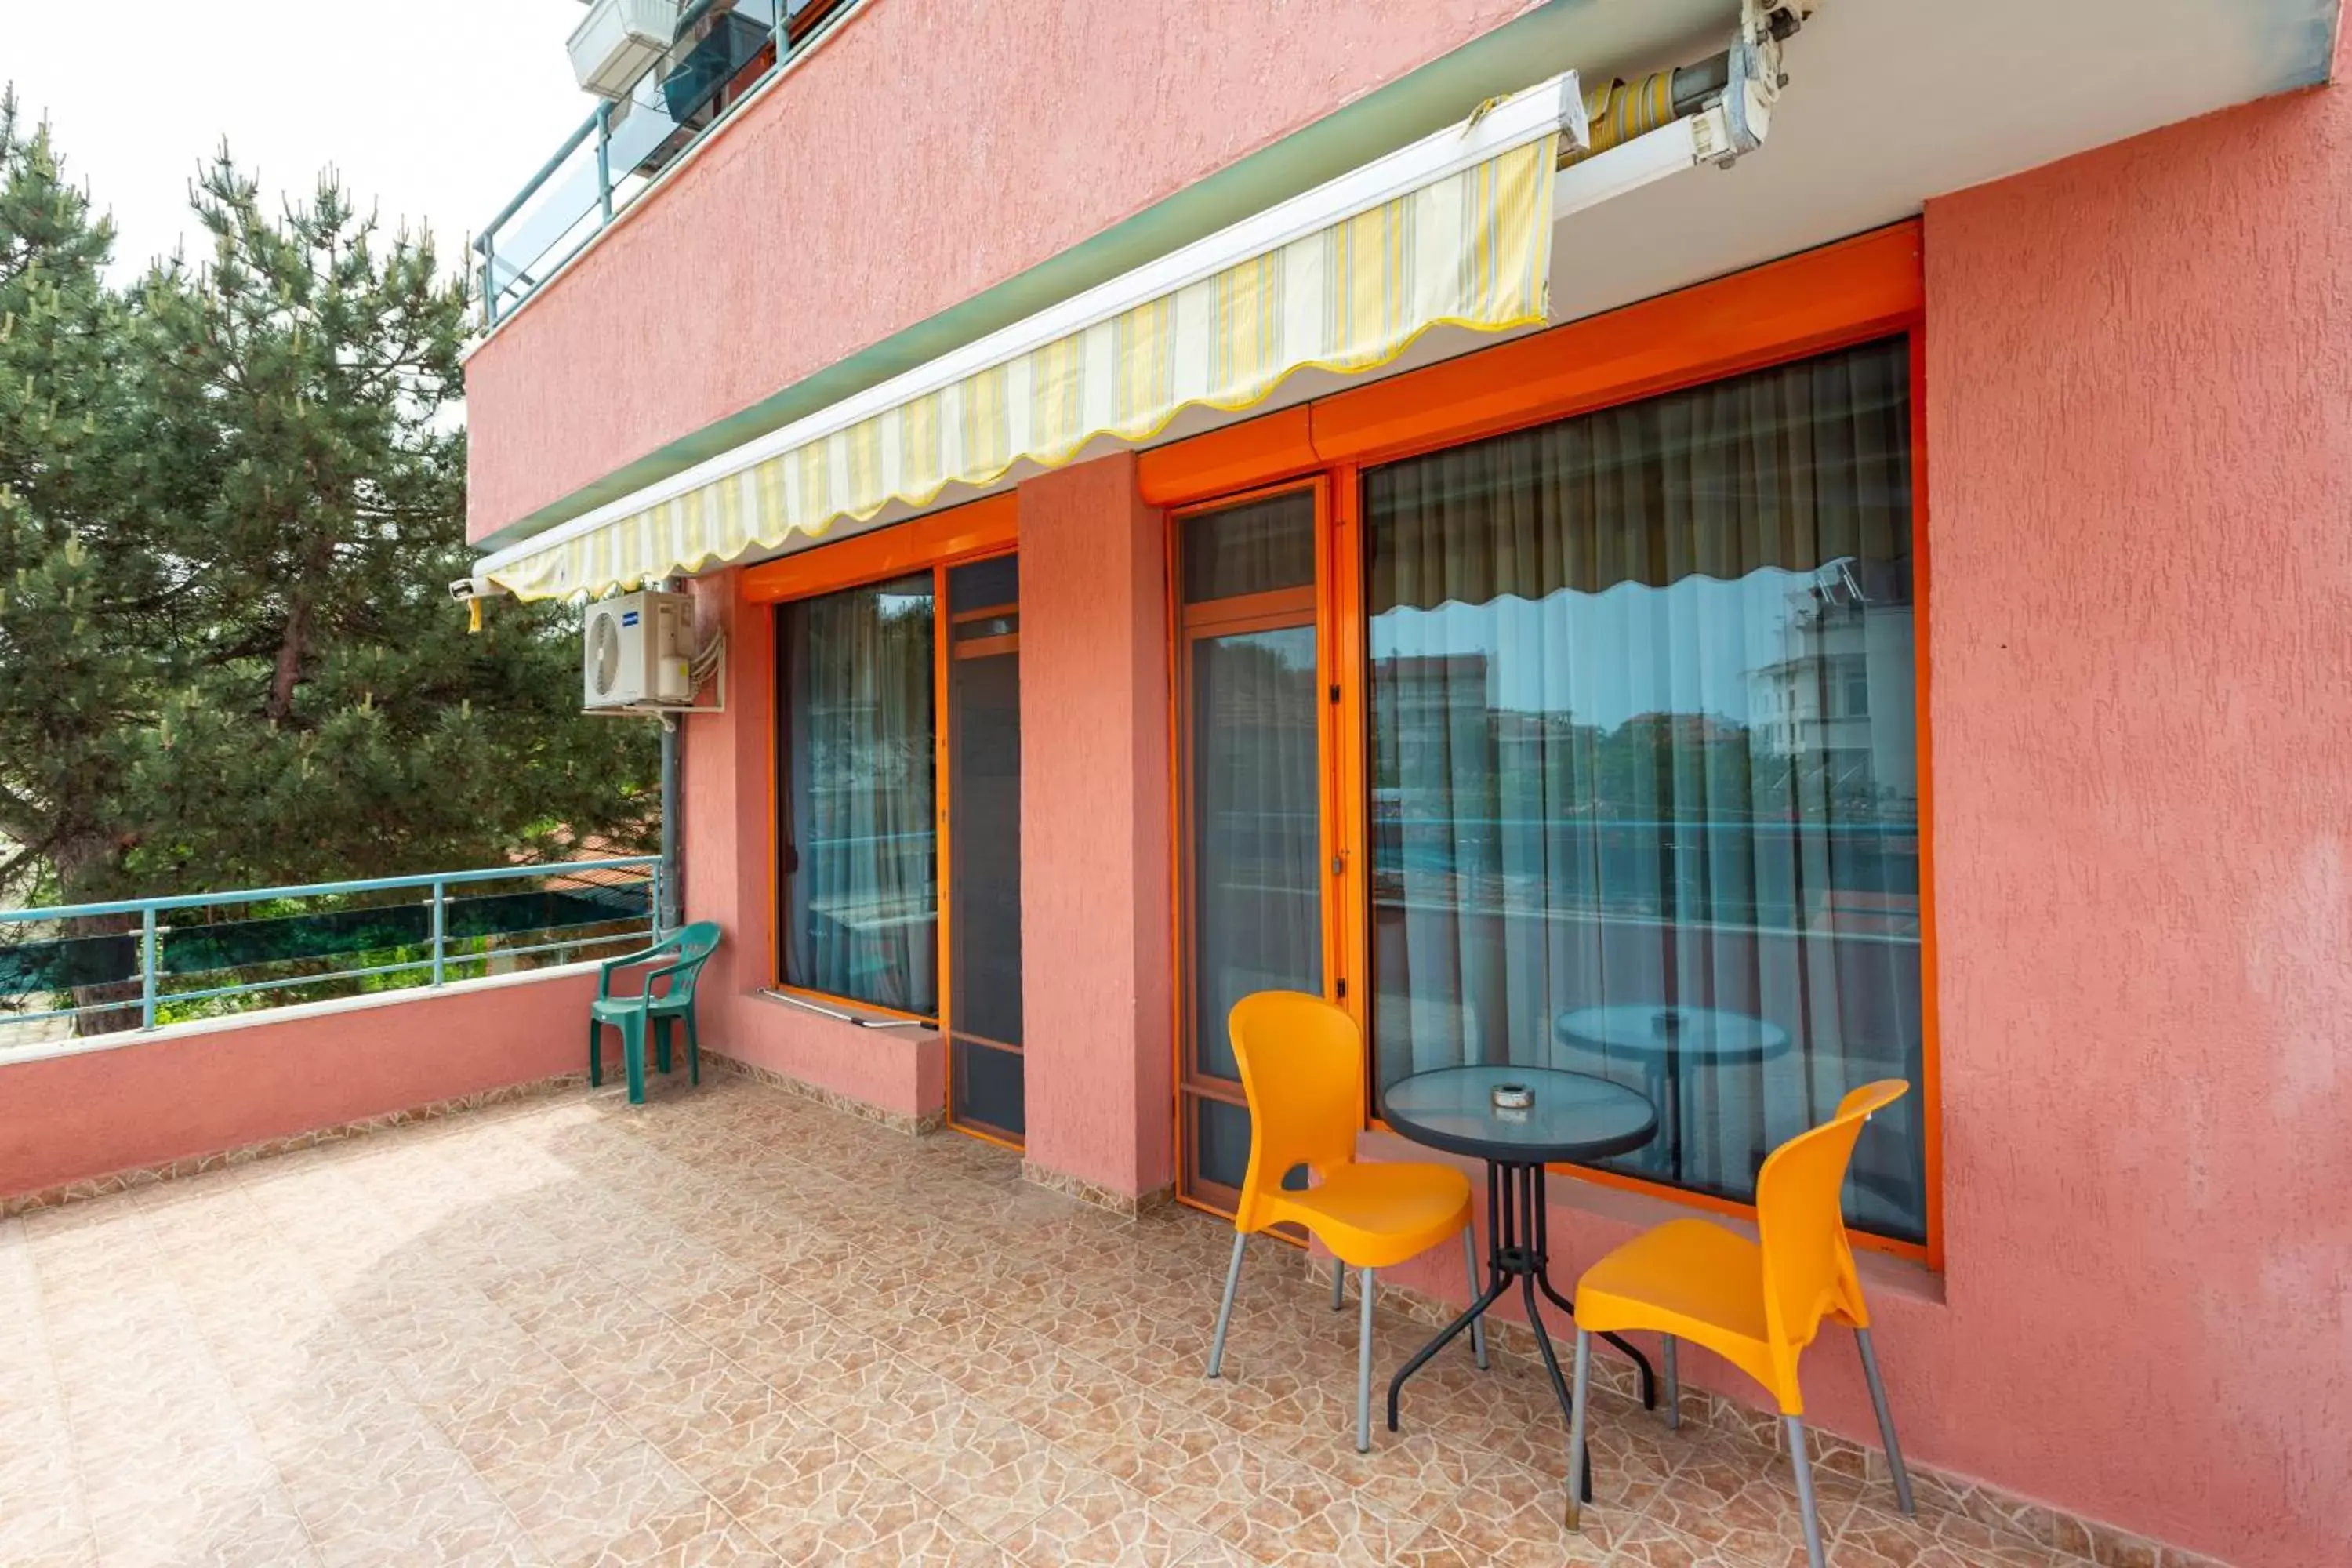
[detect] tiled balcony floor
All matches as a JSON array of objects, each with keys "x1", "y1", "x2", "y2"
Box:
[{"x1": 3, "y1": 1075, "x2": 2076, "y2": 1567}]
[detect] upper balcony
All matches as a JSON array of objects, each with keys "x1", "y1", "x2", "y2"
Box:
[
  {"x1": 476, "y1": 0, "x2": 845, "y2": 328},
  {"x1": 459, "y1": 0, "x2": 1638, "y2": 546}
]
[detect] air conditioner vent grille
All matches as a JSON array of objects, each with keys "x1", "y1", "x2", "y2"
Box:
[{"x1": 590, "y1": 612, "x2": 622, "y2": 698}]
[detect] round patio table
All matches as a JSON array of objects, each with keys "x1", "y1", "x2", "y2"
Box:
[
  {"x1": 1380, "y1": 1064, "x2": 1659, "y2": 1503},
  {"x1": 1554, "y1": 1006, "x2": 1789, "y2": 1182}
]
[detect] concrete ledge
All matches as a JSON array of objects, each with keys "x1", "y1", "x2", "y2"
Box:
[
  {"x1": 0, "y1": 963, "x2": 605, "y2": 1203},
  {"x1": 705, "y1": 1050, "x2": 945, "y2": 1137},
  {"x1": 1, "y1": 1072, "x2": 586, "y2": 1218},
  {"x1": 706, "y1": 988, "x2": 946, "y2": 1130},
  {"x1": 1, "y1": 959, "x2": 607, "y2": 1067}
]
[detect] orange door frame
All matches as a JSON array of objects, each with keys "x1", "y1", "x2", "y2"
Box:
[{"x1": 1166, "y1": 479, "x2": 1334, "y2": 1221}]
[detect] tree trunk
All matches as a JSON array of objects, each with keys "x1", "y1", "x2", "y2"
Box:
[
  {"x1": 50, "y1": 833, "x2": 141, "y2": 1038},
  {"x1": 266, "y1": 595, "x2": 309, "y2": 724}
]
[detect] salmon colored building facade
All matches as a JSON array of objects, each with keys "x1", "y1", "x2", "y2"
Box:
[{"x1": 27, "y1": 1, "x2": 2337, "y2": 1564}]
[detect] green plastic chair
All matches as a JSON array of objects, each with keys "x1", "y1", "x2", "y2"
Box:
[{"x1": 590, "y1": 921, "x2": 721, "y2": 1104}]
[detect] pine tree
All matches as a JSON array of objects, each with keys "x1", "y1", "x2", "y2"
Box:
[
  {"x1": 0, "y1": 100, "x2": 659, "y2": 979},
  {"x1": 0, "y1": 90, "x2": 158, "y2": 910}
]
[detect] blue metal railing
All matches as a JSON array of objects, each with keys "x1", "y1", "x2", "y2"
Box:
[
  {"x1": 0, "y1": 857, "x2": 664, "y2": 1045},
  {"x1": 477, "y1": 0, "x2": 841, "y2": 328}
]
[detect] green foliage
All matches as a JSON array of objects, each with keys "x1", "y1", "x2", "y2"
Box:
[{"x1": 0, "y1": 92, "x2": 657, "y2": 913}]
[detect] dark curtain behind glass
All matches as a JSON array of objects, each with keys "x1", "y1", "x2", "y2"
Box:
[
  {"x1": 1364, "y1": 336, "x2": 1926, "y2": 1243},
  {"x1": 948, "y1": 554, "x2": 1025, "y2": 1138},
  {"x1": 1184, "y1": 492, "x2": 1319, "y2": 603},
  {"x1": 780, "y1": 575, "x2": 938, "y2": 1014}
]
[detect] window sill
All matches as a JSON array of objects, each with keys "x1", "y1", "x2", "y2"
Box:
[
  {"x1": 752, "y1": 986, "x2": 939, "y2": 1034},
  {"x1": 1354, "y1": 1126, "x2": 1945, "y2": 1306}
]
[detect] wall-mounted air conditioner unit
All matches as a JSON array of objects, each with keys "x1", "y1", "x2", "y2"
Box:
[
  {"x1": 568, "y1": 0, "x2": 678, "y2": 100},
  {"x1": 584, "y1": 590, "x2": 694, "y2": 709}
]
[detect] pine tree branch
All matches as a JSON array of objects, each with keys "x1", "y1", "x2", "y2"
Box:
[
  {"x1": 0, "y1": 841, "x2": 42, "y2": 892},
  {"x1": 0, "y1": 781, "x2": 49, "y2": 843}
]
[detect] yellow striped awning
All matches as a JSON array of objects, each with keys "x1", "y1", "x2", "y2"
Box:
[{"x1": 474, "y1": 89, "x2": 1573, "y2": 602}]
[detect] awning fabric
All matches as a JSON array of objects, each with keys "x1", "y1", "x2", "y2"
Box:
[
  {"x1": 476, "y1": 106, "x2": 1567, "y2": 602},
  {"x1": 1574, "y1": 74, "x2": 1680, "y2": 162}
]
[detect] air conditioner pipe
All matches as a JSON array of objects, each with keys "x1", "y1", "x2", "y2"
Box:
[
  {"x1": 659, "y1": 716, "x2": 682, "y2": 933},
  {"x1": 659, "y1": 579, "x2": 685, "y2": 935}
]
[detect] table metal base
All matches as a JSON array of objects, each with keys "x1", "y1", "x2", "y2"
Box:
[{"x1": 1385, "y1": 1158, "x2": 1656, "y2": 1502}]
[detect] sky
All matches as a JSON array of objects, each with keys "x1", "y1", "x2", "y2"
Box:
[
  {"x1": 2, "y1": 0, "x2": 590, "y2": 281},
  {"x1": 1370, "y1": 571, "x2": 1829, "y2": 728}
]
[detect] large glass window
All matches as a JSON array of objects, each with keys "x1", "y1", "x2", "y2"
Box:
[
  {"x1": 777, "y1": 574, "x2": 938, "y2": 1014},
  {"x1": 1363, "y1": 336, "x2": 1926, "y2": 1243}
]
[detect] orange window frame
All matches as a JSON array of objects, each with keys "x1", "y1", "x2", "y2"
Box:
[
  {"x1": 1146, "y1": 223, "x2": 1944, "y2": 1268},
  {"x1": 746, "y1": 496, "x2": 1019, "y2": 1061}
]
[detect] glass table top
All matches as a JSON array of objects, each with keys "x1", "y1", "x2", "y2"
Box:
[
  {"x1": 1554, "y1": 1005, "x2": 1792, "y2": 1062},
  {"x1": 1381, "y1": 1065, "x2": 1657, "y2": 1164}
]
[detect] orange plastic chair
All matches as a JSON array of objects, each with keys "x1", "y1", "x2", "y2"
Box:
[
  {"x1": 1204, "y1": 991, "x2": 1489, "y2": 1452},
  {"x1": 1564, "y1": 1081, "x2": 1917, "y2": 1568}
]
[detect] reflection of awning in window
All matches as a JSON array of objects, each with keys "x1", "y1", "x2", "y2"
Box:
[{"x1": 466, "y1": 74, "x2": 1588, "y2": 604}]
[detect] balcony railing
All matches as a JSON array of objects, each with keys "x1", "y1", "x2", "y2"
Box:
[
  {"x1": 0, "y1": 857, "x2": 663, "y2": 1050},
  {"x1": 476, "y1": 0, "x2": 848, "y2": 328}
]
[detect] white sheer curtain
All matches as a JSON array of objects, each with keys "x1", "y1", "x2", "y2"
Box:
[
  {"x1": 1364, "y1": 337, "x2": 1927, "y2": 1243},
  {"x1": 782, "y1": 574, "x2": 938, "y2": 1014}
]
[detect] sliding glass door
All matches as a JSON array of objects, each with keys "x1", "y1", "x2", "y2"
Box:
[
  {"x1": 1174, "y1": 488, "x2": 1327, "y2": 1211},
  {"x1": 943, "y1": 555, "x2": 1025, "y2": 1145}
]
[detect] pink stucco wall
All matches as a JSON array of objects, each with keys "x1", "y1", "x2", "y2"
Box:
[
  {"x1": 1016, "y1": 456, "x2": 1177, "y2": 1200},
  {"x1": 465, "y1": 0, "x2": 1531, "y2": 539},
  {"x1": 1911, "y1": 60, "x2": 2352, "y2": 1565},
  {"x1": 0, "y1": 969, "x2": 603, "y2": 1199},
  {"x1": 1369, "y1": 72, "x2": 2352, "y2": 1568},
  {"x1": 678, "y1": 575, "x2": 945, "y2": 1123}
]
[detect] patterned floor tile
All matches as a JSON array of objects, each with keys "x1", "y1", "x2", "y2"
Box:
[
  {"x1": 1836, "y1": 1494, "x2": 2077, "y2": 1568},
  {"x1": 690, "y1": 1403, "x2": 866, "y2": 1534},
  {"x1": 993, "y1": 1472, "x2": 1211, "y2": 1566},
  {"x1": 728, "y1": 1447, "x2": 979, "y2": 1563},
  {"x1": 1419, "y1": 1450, "x2": 1628, "y2": 1566},
  {"x1": 578, "y1": 1496, "x2": 779, "y2": 1567},
  {"x1": 0, "y1": 1075, "x2": 2140, "y2": 1568},
  {"x1": 877, "y1": 1407, "x2": 1109, "y2": 1542},
  {"x1": 1638, "y1": 1432, "x2": 1855, "y2": 1568},
  {"x1": 1211, "y1": 1490, "x2": 1428, "y2": 1565}
]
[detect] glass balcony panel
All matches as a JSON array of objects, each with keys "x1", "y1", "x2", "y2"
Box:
[
  {"x1": 485, "y1": 0, "x2": 833, "y2": 322},
  {"x1": 486, "y1": 152, "x2": 608, "y2": 314}
]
